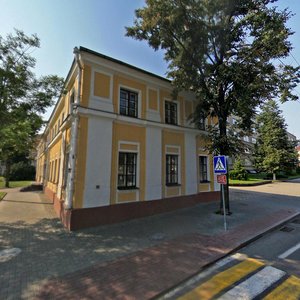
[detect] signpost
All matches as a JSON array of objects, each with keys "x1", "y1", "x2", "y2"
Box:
[
  {"x1": 217, "y1": 174, "x2": 227, "y2": 185},
  {"x1": 214, "y1": 155, "x2": 228, "y2": 231},
  {"x1": 213, "y1": 156, "x2": 227, "y2": 174}
]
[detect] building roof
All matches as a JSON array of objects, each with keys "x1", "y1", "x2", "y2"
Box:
[{"x1": 79, "y1": 46, "x2": 170, "y2": 83}]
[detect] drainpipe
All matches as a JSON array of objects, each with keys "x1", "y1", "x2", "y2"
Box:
[{"x1": 65, "y1": 47, "x2": 83, "y2": 210}]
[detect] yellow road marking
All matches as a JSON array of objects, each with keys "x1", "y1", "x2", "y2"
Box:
[
  {"x1": 263, "y1": 275, "x2": 300, "y2": 300},
  {"x1": 177, "y1": 258, "x2": 264, "y2": 300}
]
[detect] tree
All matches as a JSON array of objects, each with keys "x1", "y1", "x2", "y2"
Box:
[
  {"x1": 126, "y1": 0, "x2": 300, "y2": 212},
  {"x1": 229, "y1": 157, "x2": 248, "y2": 181},
  {"x1": 0, "y1": 30, "x2": 64, "y2": 187},
  {"x1": 254, "y1": 99, "x2": 298, "y2": 180}
]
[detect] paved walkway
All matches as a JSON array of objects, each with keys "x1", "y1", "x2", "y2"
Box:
[{"x1": 0, "y1": 180, "x2": 300, "y2": 299}]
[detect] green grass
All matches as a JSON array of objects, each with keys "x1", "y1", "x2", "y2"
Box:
[
  {"x1": 0, "y1": 192, "x2": 6, "y2": 200},
  {"x1": 229, "y1": 172, "x2": 300, "y2": 186},
  {"x1": 0, "y1": 177, "x2": 33, "y2": 189},
  {"x1": 229, "y1": 177, "x2": 270, "y2": 185},
  {"x1": 285, "y1": 174, "x2": 300, "y2": 180}
]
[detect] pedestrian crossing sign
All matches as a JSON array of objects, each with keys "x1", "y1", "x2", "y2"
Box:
[{"x1": 213, "y1": 155, "x2": 227, "y2": 174}]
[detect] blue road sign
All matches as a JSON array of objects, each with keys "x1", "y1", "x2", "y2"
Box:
[{"x1": 213, "y1": 155, "x2": 227, "y2": 174}]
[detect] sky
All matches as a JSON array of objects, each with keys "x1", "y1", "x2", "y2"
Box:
[{"x1": 0, "y1": 0, "x2": 299, "y2": 138}]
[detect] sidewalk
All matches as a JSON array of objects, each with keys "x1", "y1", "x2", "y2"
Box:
[{"x1": 0, "y1": 180, "x2": 300, "y2": 299}]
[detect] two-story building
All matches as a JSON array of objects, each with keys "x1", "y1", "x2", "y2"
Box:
[{"x1": 36, "y1": 47, "x2": 220, "y2": 230}]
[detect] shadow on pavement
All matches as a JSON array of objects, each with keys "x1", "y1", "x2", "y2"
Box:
[{"x1": 1, "y1": 185, "x2": 300, "y2": 299}]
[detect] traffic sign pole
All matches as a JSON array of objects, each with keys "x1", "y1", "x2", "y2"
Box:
[
  {"x1": 214, "y1": 155, "x2": 229, "y2": 230},
  {"x1": 222, "y1": 184, "x2": 227, "y2": 231},
  {"x1": 225, "y1": 156, "x2": 230, "y2": 214}
]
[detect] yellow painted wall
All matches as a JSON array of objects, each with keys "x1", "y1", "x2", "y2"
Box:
[
  {"x1": 46, "y1": 138, "x2": 62, "y2": 193},
  {"x1": 73, "y1": 116, "x2": 89, "y2": 209},
  {"x1": 36, "y1": 154, "x2": 45, "y2": 182},
  {"x1": 178, "y1": 96, "x2": 184, "y2": 125},
  {"x1": 81, "y1": 64, "x2": 91, "y2": 107},
  {"x1": 199, "y1": 183, "x2": 210, "y2": 192},
  {"x1": 159, "y1": 90, "x2": 184, "y2": 125},
  {"x1": 166, "y1": 186, "x2": 181, "y2": 197},
  {"x1": 113, "y1": 75, "x2": 146, "y2": 119},
  {"x1": 196, "y1": 135, "x2": 215, "y2": 192},
  {"x1": 94, "y1": 72, "x2": 110, "y2": 98},
  {"x1": 118, "y1": 191, "x2": 137, "y2": 203},
  {"x1": 159, "y1": 90, "x2": 171, "y2": 123},
  {"x1": 111, "y1": 121, "x2": 146, "y2": 204},
  {"x1": 148, "y1": 89, "x2": 158, "y2": 111},
  {"x1": 162, "y1": 130, "x2": 185, "y2": 198}
]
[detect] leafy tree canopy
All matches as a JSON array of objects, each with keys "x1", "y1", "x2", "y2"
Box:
[
  {"x1": 126, "y1": 0, "x2": 300, "y2": 155},
  {"x1": 0, "y1": 29, "x2": 64, "y2": 187},
  {"x1": 254, "y1": 99, "x2": 298, "y2": 179}
]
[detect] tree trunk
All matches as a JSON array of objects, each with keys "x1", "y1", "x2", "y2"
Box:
[
  {"x1": 218, "y1": 116, "x2": 231, "y2": 215},
  {"x1": 273, "y1": 172, "x2": 276, "y2": 181},
  {"x1": 4, "y1": 160, "x2": 10, "y2": 188}
]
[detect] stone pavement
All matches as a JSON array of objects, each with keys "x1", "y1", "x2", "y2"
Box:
[{"x1": 0, "y1": 180, "x2": 300, "y2": 299}]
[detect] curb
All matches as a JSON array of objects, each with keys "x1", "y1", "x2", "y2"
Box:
[{"x1": 154, "y1": 210, "x2": 300, "y2": 299}]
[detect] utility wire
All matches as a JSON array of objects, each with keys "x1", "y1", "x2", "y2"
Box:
[{"x1": 290, "y1": 52, "x2": 300, "y2": 68}]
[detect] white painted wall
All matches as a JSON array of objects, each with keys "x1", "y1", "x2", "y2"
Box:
[
  {"x1": 83, "y1": 117, "x2": 113, "y2": 207},
  {"x1": 146, "y1": 110, "x2": 161, "y2": 122},
  {"x1": 145, "y1": 126, "x2": 162, "y2": 200},
  {"x1": 89, "y1": 96, "x2": 114, "y2": 113},
  {"x1": 185, "y1": 132, "x2": 198, "y2": 195}
]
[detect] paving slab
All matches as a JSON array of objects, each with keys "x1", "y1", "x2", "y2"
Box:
[{"x1": 0, "y1": 180, "x2": 299, "y2": 299}]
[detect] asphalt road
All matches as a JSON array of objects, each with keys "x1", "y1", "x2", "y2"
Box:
[
  {"x1": 240, "y1": 216, "x2": 300, "y2": 278},
  {"x1": 159, "y1": 180, "x2": 300, "y2": 299},
  {"x1": 160, "y1": 220, "x2": 300, "y2": 299}
]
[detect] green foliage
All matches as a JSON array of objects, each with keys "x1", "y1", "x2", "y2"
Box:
[
  {"x1": 254, "y1": 100, "x2": 297, "y2": 178},
  {"x1": 9, "y1": 162, "x2": 35, "y2": 181},
  {"x1": 0, "y1": 29, "x2": 64, "y2": 187},
  {"x1": 229, "y1": 158, "x2": 248, "y2": 180},
  {"x1": 126, "y1": 0, "x2": 300, "y2": 156}
]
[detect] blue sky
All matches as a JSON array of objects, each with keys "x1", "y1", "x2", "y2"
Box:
[{"x1": 1, "y1": 0, "x2": 299, "y2": 137}]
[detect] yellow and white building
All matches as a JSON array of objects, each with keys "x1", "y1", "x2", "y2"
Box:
[{"x1": 36, "y1": 47, "x2": 220, "y2": 230}]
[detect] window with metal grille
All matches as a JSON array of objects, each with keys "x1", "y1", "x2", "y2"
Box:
[
  {"x1": 120, "y1": 89, "x2": 138, "y2": 118},
  {"x1": 199, "y1": 156, "x2": 208, "y2": 182},
  {"x1": 166, "y1": 154, "x2": 179, "y2": 185},
  {"x1": 118, "y1": 152, "x2": 137, "y2": 189},
  {"x1": 165, "y1": 101, "x2": 178, "y2": 125}
]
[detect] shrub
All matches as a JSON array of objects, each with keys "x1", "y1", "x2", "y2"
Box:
[
  {"x1": 9, "y1": 162, "x2": 36, "y2": 181},
  {"x1": 229, "y1": 158, "x2": 249, "y2": 180}
]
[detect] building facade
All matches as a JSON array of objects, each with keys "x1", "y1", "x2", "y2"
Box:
[{"x1": 36, "y1": 47, "x2": 220, "y2": 230}]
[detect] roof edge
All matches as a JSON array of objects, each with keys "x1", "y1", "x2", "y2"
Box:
[{"x1": 79, "y1": 46, "x2": 170, "y2": 83}]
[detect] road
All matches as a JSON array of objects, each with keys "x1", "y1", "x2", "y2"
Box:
[{"x1": 159, "y1": 195, "x2": 300, "y2": 299}]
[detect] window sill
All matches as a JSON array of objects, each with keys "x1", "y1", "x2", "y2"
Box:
[
  {"x1": 119, "y1": 113, "x2": 138, "y2": 119},
  {"x1": 117, "y1": 187, "x2": 139, "y2": 191},
  {"x1": 166, "y1": 183, "x2": 181, "y2": 187},
  {"x1": 165, "y1": 122, "x2": 178, "y2": 126}
]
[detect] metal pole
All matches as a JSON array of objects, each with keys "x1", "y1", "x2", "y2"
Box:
[{"x1": 222, "y1": 184, "x2": 227, "y2": 231}]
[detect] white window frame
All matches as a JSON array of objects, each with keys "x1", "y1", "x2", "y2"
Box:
[
  {"x1": 164, "y1": 98, "x2": 180, "y2": 126},
  {"x1": 117, "y1": 141, "x2": 140, "y2": 190},
  {"x1": 165, "y1": 145, "x2": 181, "y2": 186},
  {"x1": 118, "y1": 85, "x2": 141, "y2": 119},
  {"x1": 199, "y1": 155, "x2": 210, "y2": 183}
]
